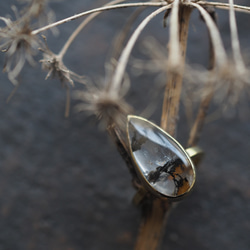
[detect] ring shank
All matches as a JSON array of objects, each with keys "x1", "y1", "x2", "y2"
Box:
[{"x1": 186, "y1": 146, "x2": 204, "y2": 166}]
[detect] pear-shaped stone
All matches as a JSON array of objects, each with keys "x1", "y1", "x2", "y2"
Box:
[{"x1": 127, "y1": 115, "x2": 196, "y2": 198}]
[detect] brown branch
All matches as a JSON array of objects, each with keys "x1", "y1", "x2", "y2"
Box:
[
  {"x1": 134, "y1": 198, "x2": 172, "y2": 250},
  {"x1": 107, "y1": 124, "x2": 142, "y2": 189},
  {"x1": 187, "y1": 6, "x2": 217, "y2": 147},
  {"x1": 187, "y1": 91, "x2": 213, "y2": 147},
  {"x1": 134, "y1": 5, "x2": 192, "y2": 250},
  {"x1": 111, "y1": 7, "x2": 146, "y2": 62},
  {"x1": 161, "y1": 5, "x2": 192, "y2": 137}
]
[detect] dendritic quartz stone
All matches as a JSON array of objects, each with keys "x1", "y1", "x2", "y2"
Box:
[{"x1": 127, "y1": 115, "x2": 196, "y2": 198}]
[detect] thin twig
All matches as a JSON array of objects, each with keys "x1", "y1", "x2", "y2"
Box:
[
  {"x1": 32, "y1": 2, "x2": 168, "y2": 35},
  {"x1": 65, "y1": 86, "x2": 71, "y2": 118},
  {"x1": 161, "y1": 3, "x2": 192, "y2": 136},
  {"x1": 229, "y1": 0, "x2": 245, "y2": 71},
  {"x1": 105, "y1": 5, "x2": 146, "y2": 85},
  {"x1": 198, "y1": 1, "x2": 250, "y2": 13},
  {"x1": 58, "y1": 0, "x2": 127, "y2": 58},
  {"x1": 187, "y1": 91, "x2": 213, "y2": 147},
  {"x1": 187, "y1": 6, "x2": 216, "y2": 147},
  {"x1": 106, "y1": 124, "x2": 140, "y2": 186},
  {"x1": 109, "y1": 4, "x2": 172, "y2": 97},
  {"x1": 109, "y1": 6, "x2": 146, "y2": 63},
  {"x1": 190, "y1": 2, "x2": 227, "y2": 68}
]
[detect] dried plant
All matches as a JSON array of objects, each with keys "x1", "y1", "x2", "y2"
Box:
[
  {"x1": 0, "y1": 0, "x2": 250, "y2": 249},
  {"x1": 0, "y1": 15, "x2": 39, "y2": 84}
]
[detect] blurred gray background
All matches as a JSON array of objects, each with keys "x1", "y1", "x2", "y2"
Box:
[{"x1": 0, "y1": 1, "x2": 249, "y2": 249}]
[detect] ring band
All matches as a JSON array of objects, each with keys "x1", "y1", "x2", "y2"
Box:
[{"x1": 186, "y1": 146, "x2": 204, "y2": 166}]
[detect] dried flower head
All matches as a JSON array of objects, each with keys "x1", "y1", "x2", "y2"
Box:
[
  {"x1": 0, "y1": 16, "x2": 39, "y2": 84},
  {"x1": 18, "y1": 0, "x2": 50, "y2": 17},
  {"x1": 39, "y1": 37, "x2": 85, "y2": 86},
  {"x1": 75, "y1": 83, "x2": 132, "y2": 129},
  {"x1": 131, "y1": 36, "x2": 184, "y2": 85},
  {"x1": 18, "y1": 0, "x2": 56, "y2": 27},
  {"x1": 210, "y1": 61, "x2": 250, "y2": 106},
  {"x1": 131, "y1": 36, "x2": 168, "y2": 76},
  {"x1": 39, "y1": 37, "x2": 85, "y2": 117},
  {"x1": 184, "y1": 59, "x2": 250, "y2": 110}
]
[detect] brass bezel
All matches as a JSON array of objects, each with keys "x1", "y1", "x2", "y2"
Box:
[{"x1": 127, "y1": 115, "x2": 198, "y2": 200}]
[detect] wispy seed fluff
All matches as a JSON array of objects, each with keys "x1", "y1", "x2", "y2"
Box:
[{"x1": 74, "y1": 83, "x2": 132, "y2": 129}]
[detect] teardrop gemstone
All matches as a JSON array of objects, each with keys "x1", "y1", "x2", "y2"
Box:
[{"x1": 127, "y1": 115, "x2": 196, "y2": 199}]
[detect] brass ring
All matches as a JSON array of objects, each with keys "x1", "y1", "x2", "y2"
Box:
[{"x1": 126, "y1": 115, "x2": 203, "y2": 203}]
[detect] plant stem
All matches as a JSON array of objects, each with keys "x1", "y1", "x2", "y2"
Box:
[
  {"x1": 187, "y1": 91, "x2": 213, "y2": 147},
  {"x1": 197, "y1": 1, "x2": 250, "y2": 13},
  {"x1": 106, "y1": 125, "x2": 140, "y2": 187},
  {"x1": 109, "y1": 7, "x2": 145, "y2": 63},
  {"x1": 105, "y1": 6, "x2": 146, "y2": 84},
  {"x1": 65, "y1": 86, "x2": 71, "y2": 118},
  {"x1": 229, "y1": 0, "x2": 245, "y2": 71},
  {"x1": 190, "y1": 2, "x2": 227, "y2": 68},
  {"x1": 58, "y1": 0, "x2": 126, "y2": 58},
  {"x1": 32, "y1": 2, "x2": 167, "y2": 35},
  {"x1": 134, "y1": 199, "x2": 171, "y2": 250},
  {"x1": 109, "y1": 4, "x2": 172, "y2": 96},
  {"x1": 187, "y1": 6, "x2": 216, "y2": 147},
  {"x1": 134, "y1": 5, "x2": 192, "y2": 250},
  {"x1": 161, "y1": 4, "x2": 192, "y2": 136}
]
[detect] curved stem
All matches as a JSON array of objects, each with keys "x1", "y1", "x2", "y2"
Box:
[
  {"x1": 168, "y1": 0, "x2": 180, "y2": 67},
  {"x1": 190, "y1": 2, "x2": 227, "y2": 68},
  {"x1": 109, "y1": 6, "x2": 146, "y2": 62},
  {"x1": 229, "y1": 0, "x2": 245, "y2": 71},
  {"x1": 109, "y1": 4, "x2": 172, "y2": 96},
  {"x1": 187, "y1": 7, "x2": 216, "y2": 147},
  {"x1": 58, "y1": 0, "x2": 127, "y2": 58},
  {"x1": 105, "y1": 6, "x2": 146, "y2": 83},
  {"x1": 197, "y1": 1, "x2": 250, "y2": 13},
  {"x1": 32, "y1": 2, "x2": 167, "y2": 35}
]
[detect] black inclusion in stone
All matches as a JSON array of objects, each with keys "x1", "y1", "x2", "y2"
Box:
[
  {"x1": 131, "y1": 129, "x2": 148, "y2": 152},
  {"x1": 147, "y1": 157, "x2": 189, "y2": 196},
  {"x1": 147, "y1": 157, "x2": 183, "y2": 183}
]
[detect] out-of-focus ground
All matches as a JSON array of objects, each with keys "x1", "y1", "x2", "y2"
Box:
[{"x1": 0, "y1": 1, "x2": 249, "y2": 249}]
